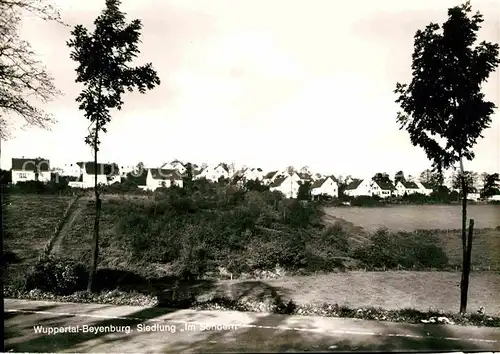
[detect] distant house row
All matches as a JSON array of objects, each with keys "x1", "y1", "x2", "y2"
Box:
[
  {"x1": 344, "y1": 178, "x2": 434, "y2": 198},
  {"x1": 8, "y1": 157, "x2": 500, "y2": 201}
]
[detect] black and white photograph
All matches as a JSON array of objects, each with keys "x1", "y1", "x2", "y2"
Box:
[{"x1": 1, "y1": 0, "x2": 500, "y2": 352}]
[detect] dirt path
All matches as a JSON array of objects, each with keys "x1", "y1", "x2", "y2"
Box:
[
  {"x1": 50, "y1": 200, "x2": 85, "y2": 255},
  {"x1": 323, "y1": 213, "x2": 370, "y2": 246}
]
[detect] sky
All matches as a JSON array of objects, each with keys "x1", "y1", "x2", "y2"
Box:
[{"x1": 1, "y1": 0, "x2": 499, "y2": 178}]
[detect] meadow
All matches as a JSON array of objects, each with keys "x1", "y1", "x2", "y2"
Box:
[
  {"x1": 324, "y1": 204, "x2": 500, "y2": 231},
  {"x1": 3, "y1": 190, "x2": 500, "y2": 317}
]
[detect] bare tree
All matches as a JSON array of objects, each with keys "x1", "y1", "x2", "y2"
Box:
[{"x1": 0, "y1": 0, "x2": 64, "y2": 139}]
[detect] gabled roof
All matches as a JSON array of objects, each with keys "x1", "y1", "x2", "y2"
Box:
[
  {"x1": 345, "y1": 179, "x2": 363, "y2": 190},
  {"x1": 77, "y1": 162, "x2": 118, "y2": 176},
  {"x1": 312, "y1": 176, "x2": 336, "y2": 189},
  {"x1": 420, "y1": 182, "x2": 433, "y2": 189},
  {"x1": 269, "y1": 176, "x2": 288, "y2": 188},
  {"x1": 11, "y1": 158, "x2": 50, "y2": 172},
  {"x1": 400, "y1": 181, "x2": 420, "y2": 189},
  {"x1": 373, "y1": 180, "x2": 395, "y2": 190},
  {"x1": 311, "y1": 178, "x2": 326, "y2": 189},
  {"x1": 298, "y1": 172, "x2": 313, "y2": 180},
  {"x1": 264, "y1": 171, "x2": 278, "y2": 179},
  {"x1": 149, "y1": 168, "x2": 182, "y2": 181},
  {"x1": 215, "y1": 163, "x2": 229, "y2": 173}
]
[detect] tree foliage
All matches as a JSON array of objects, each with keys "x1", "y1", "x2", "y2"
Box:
[
  {"x1": 67, "y1": 0, "x2": 160, "y2": 150},
  {"x1": 67, "y1": 0, "x2": 160, "y2": 291},
  {"x1": 480, "y1": 172, "x2": 500, "y2": 198},
  {"x1": 0, "y1": 0, "x2": 63, "y2": 139},
  {"x1": 451, "y1": 170, "x2": 478, "y2": 193},
  {"x1": 395, "y1": 1, "x2": 499, "y2": 313},
  {"x1": 394, "y1": 170, "x2": 406, "y2": 184},
  {"x1": 395, "y1": 1, "x2": 499, "y2": 174},
  {"x1": 419, "y1": 169, "x2": 444, "y2": 190},
  {"x1": 372, "y1": 172, "x2": 391, "y2": 184},
  {"x1": 297, "y1": 181, "x2": 312, "y2": 201}
]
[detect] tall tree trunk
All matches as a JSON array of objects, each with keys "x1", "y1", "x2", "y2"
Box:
[
  {"x1": 87, "y1": 125, "x2": 101, "y2": 292},
  {"x1": 87, "y1": 78, "x2": 103, "y2": 293},
  {"x1": 459, "y1": 157, "x2": 470, "y2": 313},
  {"x1": 461, "y1": 219, "x2": 474, "y2": 313}
]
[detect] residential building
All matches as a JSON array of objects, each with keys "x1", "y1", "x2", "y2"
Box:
[
  {"x1": 371, "y1": 180, "x2": 395, "y2": 198},
  {"x1": 68, "y1": 162, "x2": 120, "y2": 188},
  {"x1": 194, "y1": 163, "x2": 230, "y2": 182},
  {"x1": 311, "y1": 176, "x2": 338, "y2": 198},
  {"x1": 269, "y1": 175, "x2": 300, "y2": 199},
  {"x1": 414, "y1": 181, "x2": 434, "y2": 196},
  {"x1": 262, "y1": 170, "x2": 279, "y2": 185},
  {"x1": 161, "y1": 160, "x2": 186, "y2": 174},
  {"x1": 344, "y1": 179, "x2": 372, "y2": 197},
  {"x1": 142, "y1": 168, "x2": 183, "y2": 191},
  {"x1": 241, "y1": 167, "x2": 264, "y2": 181},
  {"x1": 395, "y1": 181, "x2": 421, "y2": 197},
  {"x1": 11, "y1": 157, "x2": 51, "y2": 184}
]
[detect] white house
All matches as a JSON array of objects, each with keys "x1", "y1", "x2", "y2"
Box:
[
  {"x1": 415, "y1": 181, "x2": 434, "y2": 196},
  {"x1": 344, "y1": 179, "x2": 372, "y2": 197},
  {"x1": 269, "y1": 175, "x2": 300, "y2": 199},
  {"x1": 262, "y1": 170, "x2": 279, "y2": 185},
  {"x1": 11, "y1": 158, "x2": 51, "y2": 184},
  {"x1": 371, "y1": 180, "x2": 394, "y2": 198},
  {"x1": 58, "y1": 163, "x2": 81, "y2": 177},
  {"x1": 488, "y1": 195, "x2": 500, "y2": 201},
  {"x1": 68, "y1": 162, "x2": 120, "y2": 188},
  {"x1": 395, "y1": 181, "x2": 421, "y2": 197},
  {"x1": 242, "y1": 167, "x2": 264, "y2": 181},
  {"x1": 196, "y1": 163, "x2": 230, "y2": 182},
  {"x1": 311, "y1": 176, "x2": 338, "y2": 198},
  {"x1": 141, "y1": 168, "x2": 183, "y2": 191},
  {"x1": 161, "y1": 160, "x2": 186, "y2": 174}
]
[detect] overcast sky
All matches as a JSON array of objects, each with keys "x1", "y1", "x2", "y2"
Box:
[{"x1": 1, "y1": 0, "x2": 499, "y2": 177}]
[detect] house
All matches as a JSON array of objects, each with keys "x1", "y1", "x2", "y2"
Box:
[
  {"x1": 58, "y1": 163, "x2": 81, "y2": 177},
  {"x1": 141, "y1": 168, "x2": 183, "y2": 191},
  {"x1": 241, "y1": 167, "x2": 264, "y2": 181},
  {"x1": 311, "y1": 176, "x2": 338, "y2": 199},
  {"x1": 195, "y1": 163, "x2": 230, "y2": 182},
  {"x1": 344, "y1": 179, "x2": 372, "y2": 197},
  {"x1": 414, "y1": 181, "x2": 434, "y2": 196},
  {"x1": 69, "y1": 162, "x2": 120, "y2": 188},
  {"x1": 269, "y1": 175, "x2": 300, "y2": 199},
  {"x1": 395, "y1": 181, "x2": 421, "y2": 197},
  {"x1": 161, "y1": 160, "x2": 186, "y2": 174},
  {"x1": 371, "y1": 180, "x2": 395, "y2": 198},
  {"x1": 262, "y1": 171, "x2": 279, "y2": 185},
  {"x1": 11, "y1": 157, "x2": 51, "y2": 184}
]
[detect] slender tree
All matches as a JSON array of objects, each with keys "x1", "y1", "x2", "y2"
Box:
[
  {"x1": 395, "y1": 1, "x2": 499, "y2": 313},
  {"x1": 67, "y1": 0, "x2": 160, "y2": 291},
  {"x1": 0, "y1": 0, "x2": 64, "y2": 139}
]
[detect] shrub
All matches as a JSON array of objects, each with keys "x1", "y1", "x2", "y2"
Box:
[
  {"x1": 25, "y1": 256, "x2": 88, "y2": 295},
  {"x1": 352, "y1": 228, "x2": 449, "y2": 270}
]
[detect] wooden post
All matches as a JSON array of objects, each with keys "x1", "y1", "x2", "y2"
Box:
[{"x1": 459, "y1": 218, "x2": 474, "y2": 313}]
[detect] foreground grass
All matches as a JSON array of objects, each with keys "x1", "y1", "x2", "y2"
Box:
[
  {"x1": 3, "y1": 194, "x2": 74, "y2": 285},
  {"x1": 5, "y1": 278, "x2": 500, "y2": 328}
]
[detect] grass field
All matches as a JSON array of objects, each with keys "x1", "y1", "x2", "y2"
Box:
[
  {"x1": 214, "y1": 271, "x2": 500, "y2": 315},
  {"x1": 4, "y1": 194, "x2": 500, "y2": 316},
  {"x1": 3, "y1": 194, "x2": 74, "y2": 285},
  {"x1": 324, "y1": 204, "x2": 500, "y2": 231}
]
